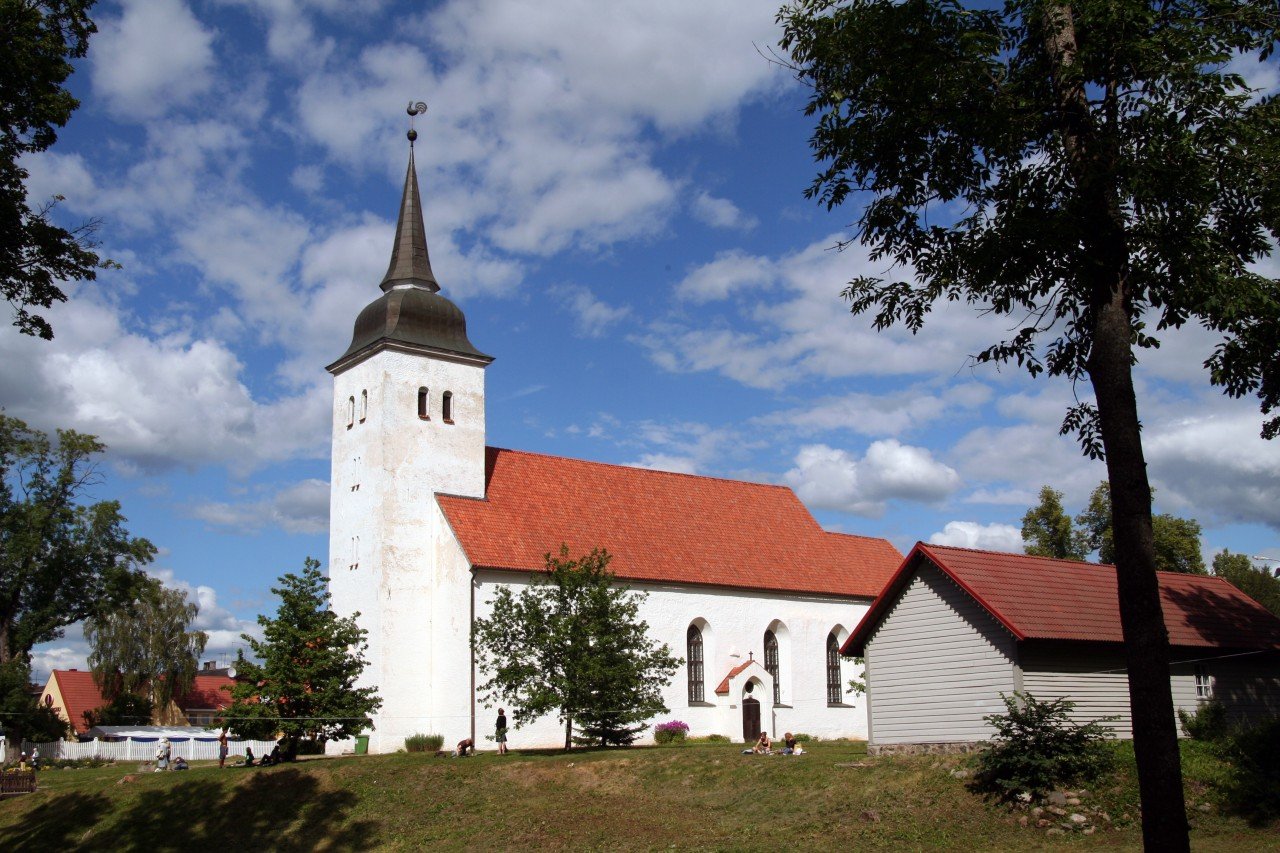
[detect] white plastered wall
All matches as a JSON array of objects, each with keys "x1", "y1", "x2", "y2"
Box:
[
  {"x1": 327, "y1": 346, "x2": 487, "y2": 754},
  {"x1": 469, "y1": 569, "x2": 872, "y2": 749}
]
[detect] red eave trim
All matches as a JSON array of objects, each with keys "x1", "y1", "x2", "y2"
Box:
[{"x1": 914, "y1": 542, "x2": 1028, "y2": 642}]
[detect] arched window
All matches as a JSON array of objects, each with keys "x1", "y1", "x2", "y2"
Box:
[
  {"x1": 826, "y1": 632, "x2": 843, "y2": 705},
  {"x1": 687, "y1": 624, "x2": 704, "y2": 703},
  {"x1": 763, "y1": 629, "x2": 780, "y2": 704},
  {"x1": 346, "y1": 396, "x2": 355, "y2": 429},
  {"x1": 359, "y1": 389, "x2": 368, "y2": 422},
  {"x1": 417, "y1": 387, "x2": 429, "y2": 420},
  {"x1": 442, "y1": 391, "x2": 454, "y2": 423}
]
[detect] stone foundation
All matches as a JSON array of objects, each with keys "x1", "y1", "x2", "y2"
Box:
[{"x1": 868, "y1": 741, "x2": 986, "y2": 756}]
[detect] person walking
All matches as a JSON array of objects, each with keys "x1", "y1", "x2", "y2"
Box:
[
  {"x1": 218, "y1": 729, "x2": 229, "y2": 768},
  {"x1": 495, "y1": 708, "x2": 509, "y2": 755}
]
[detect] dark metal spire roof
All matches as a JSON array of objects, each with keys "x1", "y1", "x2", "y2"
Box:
[{"x1": 379, "y1": 144, "x2": 440, "y2": 292}]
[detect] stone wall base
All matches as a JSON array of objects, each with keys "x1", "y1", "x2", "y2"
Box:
[{"x1": 868, "y1": 741, "x2": 986, "y2": 756}]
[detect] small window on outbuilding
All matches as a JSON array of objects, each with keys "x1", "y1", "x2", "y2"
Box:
[
  {"x1": 442, "y1": 391, "x2": 454, "y2": 423},
  {"x1": 417, "y1": 387, "x2": 429, "y2": 420},
  {"x1": 1195, "y1": 665, "x2": 1213, "y2": 700},
  {"x1": 826, "y1": 632, "x2": 843, "y2": 705},
  {"x1": 687, "y1": 624, "x2": 705, "y2": 704}
]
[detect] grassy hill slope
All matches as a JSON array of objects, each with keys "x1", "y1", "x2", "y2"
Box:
[{"x1": 0, "y1": 742, "x2": 1273, "y2": 851}]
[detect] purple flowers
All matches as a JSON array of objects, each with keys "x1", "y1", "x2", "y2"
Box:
[{"x1": 654, "y1": 720, "x2": 690, "y2": 744}]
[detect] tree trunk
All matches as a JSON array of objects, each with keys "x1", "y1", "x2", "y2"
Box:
[
  {"x1": 563, "y1": 716, "x2": 572, "y2": 750},
  {"x1": 1089, "y1": 297, "x2": 1189, "y2": 852}
]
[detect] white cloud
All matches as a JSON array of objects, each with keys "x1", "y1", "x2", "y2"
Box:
[
  {"x1": 757, "y1": 383, "x2": 993, "y2": 438},
  {"x1": 0, "y1": 295, "x2": 328, "y2": 473},
  {"x1": 928, "y1": 521, "x2": 1025, "y2": 553},
  {"x1": 784, "y1": 441, "x2": 961, "y2": 518},
  {"x1": 555, "y1": 285, "x2": 631, "y2": 338},
  {"x1": 675, "y1": 250, "x2": 774, "y2": 304},
  {"x1": 691, "y1": 191, "x2": 758, "y2": 231},
  {"x1": 92, "y1": 0, "x2": 217, "y2": 119},
  {"x1": 189, "y1": 479, "x2": 331, "y2": 534}
]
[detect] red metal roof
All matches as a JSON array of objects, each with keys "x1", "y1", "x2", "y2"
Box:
[
  {"x1": 47, "y1": 670, "x2": 107, "y2": 735},
  {"x1": 436, "y1": 448, "x2": 902, "y2": 598},
  {"x1": 176, "y1": 675, "x2": 235, "y2": 710},
  {"x1": 844, "y1": 543, "x2": 1280, "y2": 655}
]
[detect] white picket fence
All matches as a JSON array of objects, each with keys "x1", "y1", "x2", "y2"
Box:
[{"x1": 23, "y1": 738, "x2": 278, "y2": 762}]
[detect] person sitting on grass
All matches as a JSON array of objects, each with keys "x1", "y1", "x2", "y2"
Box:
[
  {"x1": 173, "y1": 757, "x2": 189, "y2": 771},
  {"x1": 752, "y1": 732, "x2": 772, "y2": 754},
  {"x1": 243, "y1": 747, "x2": 256, "y2": 767},
  {"x1": 455, "y1": 738, "x2": 475, "y2": 757}
]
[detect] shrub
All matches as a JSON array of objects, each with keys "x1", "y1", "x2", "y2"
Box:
[
  {"x1": 687, "y1": 734, "x2": 730, "y2": 743},
  {"x1": 1220, "y1": 715, "x2": 1280, "y2": 824},
  {"x1": 653, "y1": 720, "x2": 690, "y2": 745},
  {"x1": 791, "y1": 733, "x2": 813, "y2": 743},
  {"x1": 405, "y1": 733, "x2": 445, "y2": 753},
  {"x1": 972, "y1": 692, "x2": 1117, "y2": 800},
  {"x1": 1178, "y1": 699, "x2": 1228, "y2": 742}
]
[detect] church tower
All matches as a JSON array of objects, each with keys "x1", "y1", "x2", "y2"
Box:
[{"x1": 326, "y1": 112, "x2": 493, "y2": 751}]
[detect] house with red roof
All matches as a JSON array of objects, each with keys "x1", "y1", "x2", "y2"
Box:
[
  {"x1": 843, "y1": 544, "x2": 1280, "y2": 754},
  {"x1": 38, "y1": 665, "x2": 236, "y2": 737},
  {"x1": 323, "y1": 138, "x2": 902, "y2": 752}
]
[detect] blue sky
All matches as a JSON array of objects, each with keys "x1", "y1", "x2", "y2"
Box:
[{"x1": 9, "y1": 0, "x2": 1279, "y2": 680}]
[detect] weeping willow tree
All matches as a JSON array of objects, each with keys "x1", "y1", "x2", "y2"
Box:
[{"x1": 85, "y1": 582, "x2": 207, "y2": 724}]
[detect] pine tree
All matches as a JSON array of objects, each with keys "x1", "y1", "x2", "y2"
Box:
[
  {"x1": 225, "y1": 558, "x2": 380, "y2": 760},
  {"x1": 472, "y1": 546, "x2": 682, "y2": 750}
]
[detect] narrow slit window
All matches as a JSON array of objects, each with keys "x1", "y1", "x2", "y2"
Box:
[
  {"x1": 687, "y1": 624, "x2": 704, "y2": 703},
  {"x1": 442, "y1": 391, "x2": 454, "y2": 423},
  {"x1": 359, "y1": 389, "x2": 367, "y2": 422},
  {"x1": 764, "y1": 629, "x2": 780, "y2": 704},
  {"x1": 347, "y1": 396, "x2": 355, "y2": 429},
  {"x1": 826, "y1": 633, "x2": 842, "y2": 705},
  {"x1": 418, "y1": 387, "x2": 429, "y2": 420}
]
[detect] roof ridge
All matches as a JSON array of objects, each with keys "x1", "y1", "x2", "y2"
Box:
[
  {"x1": 486, "y1": 446, "x2": 795, "y2": 492},
  {"x1": 924, "y1": 543, "x2": 1239, "y2": 582}
]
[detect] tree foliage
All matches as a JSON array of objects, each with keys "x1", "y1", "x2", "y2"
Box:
[
  {"x1": 85, "y1": 582, "x2": 207, "y2": 723},
  {"x1": 1, "y1": 0, "x2": 118, "y2": 339},
  {"x1": 1212, "y1": 550, "x2": 1280, "y2": 616},
  {"x1": 1023, "y1": 481, "x2": 1205, "y2": 572},
  {"x1": 777, "y1": 4, "x2": 1277, "y2": 842},
  {"x1": 1075, "y1": 482, "x2": 1205, "y2": 573},
  {"x1": 472, "y1": 546, "x2": 682, "y2": 750},
  {"x1": 0, "y1": 658, "x2": 69, "y2": 743},
  {"x1": 225, "y1": 558, "x2": 380, "y2": 760},
  {"x1": 82, "y1": 691, "x2": 153, "y2": 729},
  {"x1": 0, "y1": 414, "x2": 153, "y2": 754},
  {"x1": 1021, "y1": 486, "x2": 1088, "y2": 560}
]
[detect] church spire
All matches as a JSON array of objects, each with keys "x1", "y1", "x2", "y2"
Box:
[{"x1": 379, "y1": 102, "x2": 439, "y2": 293}]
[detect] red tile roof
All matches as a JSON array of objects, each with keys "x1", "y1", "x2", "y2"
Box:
[
  {"x1": 436, "y1": 448, "x2": 902, "y2": 597},
  {"x1": 714, "y1": 660, "x2": 764, "y2": 695},
  {"x1": 46, "y1": 670, "x2": 107, "y2": 735},
  {"x1": 176, "y1": 675, "x2": 235, "y2": 710},
  {"x1": 844, "y1": 543, "x2": 1280, "y2": 655}
]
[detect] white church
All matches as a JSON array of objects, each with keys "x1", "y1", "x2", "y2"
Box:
[{"x1": 326, "y1": 133, "x2": 902, "y2": 753}]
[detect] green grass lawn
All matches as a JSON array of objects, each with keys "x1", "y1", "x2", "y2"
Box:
[{"x1": 0, "y1": 741, "x2": 1275, "y2": 851}]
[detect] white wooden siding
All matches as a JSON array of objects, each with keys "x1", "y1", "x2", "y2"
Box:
[
  {"x1": 865, "y1": 563, "x2": 1017, "y2": 745},
  {"x1": 1210, "y1": 656, "x2": 1280, "y2": 723},
  {"x1": 1021, "y1": 646, "x2": 1134, "y2": 737}
]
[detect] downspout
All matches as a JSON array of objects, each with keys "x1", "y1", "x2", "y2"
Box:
[{"x1": 470, "y1": 569, "x2": 476, "y2": 746}]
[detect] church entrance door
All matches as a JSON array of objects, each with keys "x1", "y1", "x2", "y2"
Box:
[{"x1": 742, "y1": 696, "x2": 761, "y2": 742}]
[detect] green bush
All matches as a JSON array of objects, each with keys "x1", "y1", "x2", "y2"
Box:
[
  {"x1": 1178, "y1": 699, "x2": 1228, "y2": 741},
  {"x1": 687, "y1": 734, "x2": 730, "y2": 744},
  {"x1": 972, "y1": 692, "x2": 1117, "y2": 800},
  {"x1": 792, "y1": 733, "x2": 813, "y2": 743},
  {"x1": 296, "y1": 738, "x2": 326, "y2": 755},
  {"x1": 1221, "y1": 716, "x2": 1280, "y2": 824},
  {"x1": 404, "y1": 733, "x2": 445, "y2": 753}
]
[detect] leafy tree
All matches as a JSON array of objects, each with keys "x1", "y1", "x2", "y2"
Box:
[
  {"x1": 1021, "y1": 485, "x2": 1087, "y2": 560},
  {"x1": 82, "y1": 691, "x2": 153, "y2": 729},
  {"x1": 1212, "y1": 550, "x2": 1280, "y2": 616},
  {"x1": 1075, "y1": 482, "x2": 1205, "y2": 574},
  {"x1": 85, "y1": 582, "x2": 208, "y2": 724},
  {"x1": 0, "y1": 659, "x2": 69, "y2": 744},
  {"x1": 1, "y1": 0, "x2": 118, "y2": 339},
  {"x1": 0, "y1": 414, "x2": 154, "y2": 757},
  {"x1": 777, "y1": 3, "x2": 1278, "y2": 845},
  {"x1": 224, "y1": 558, "x2": 380, "y2": 761},
  {"x1": 472, "y1": 546, "x2": 682, "y2": 750}
]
